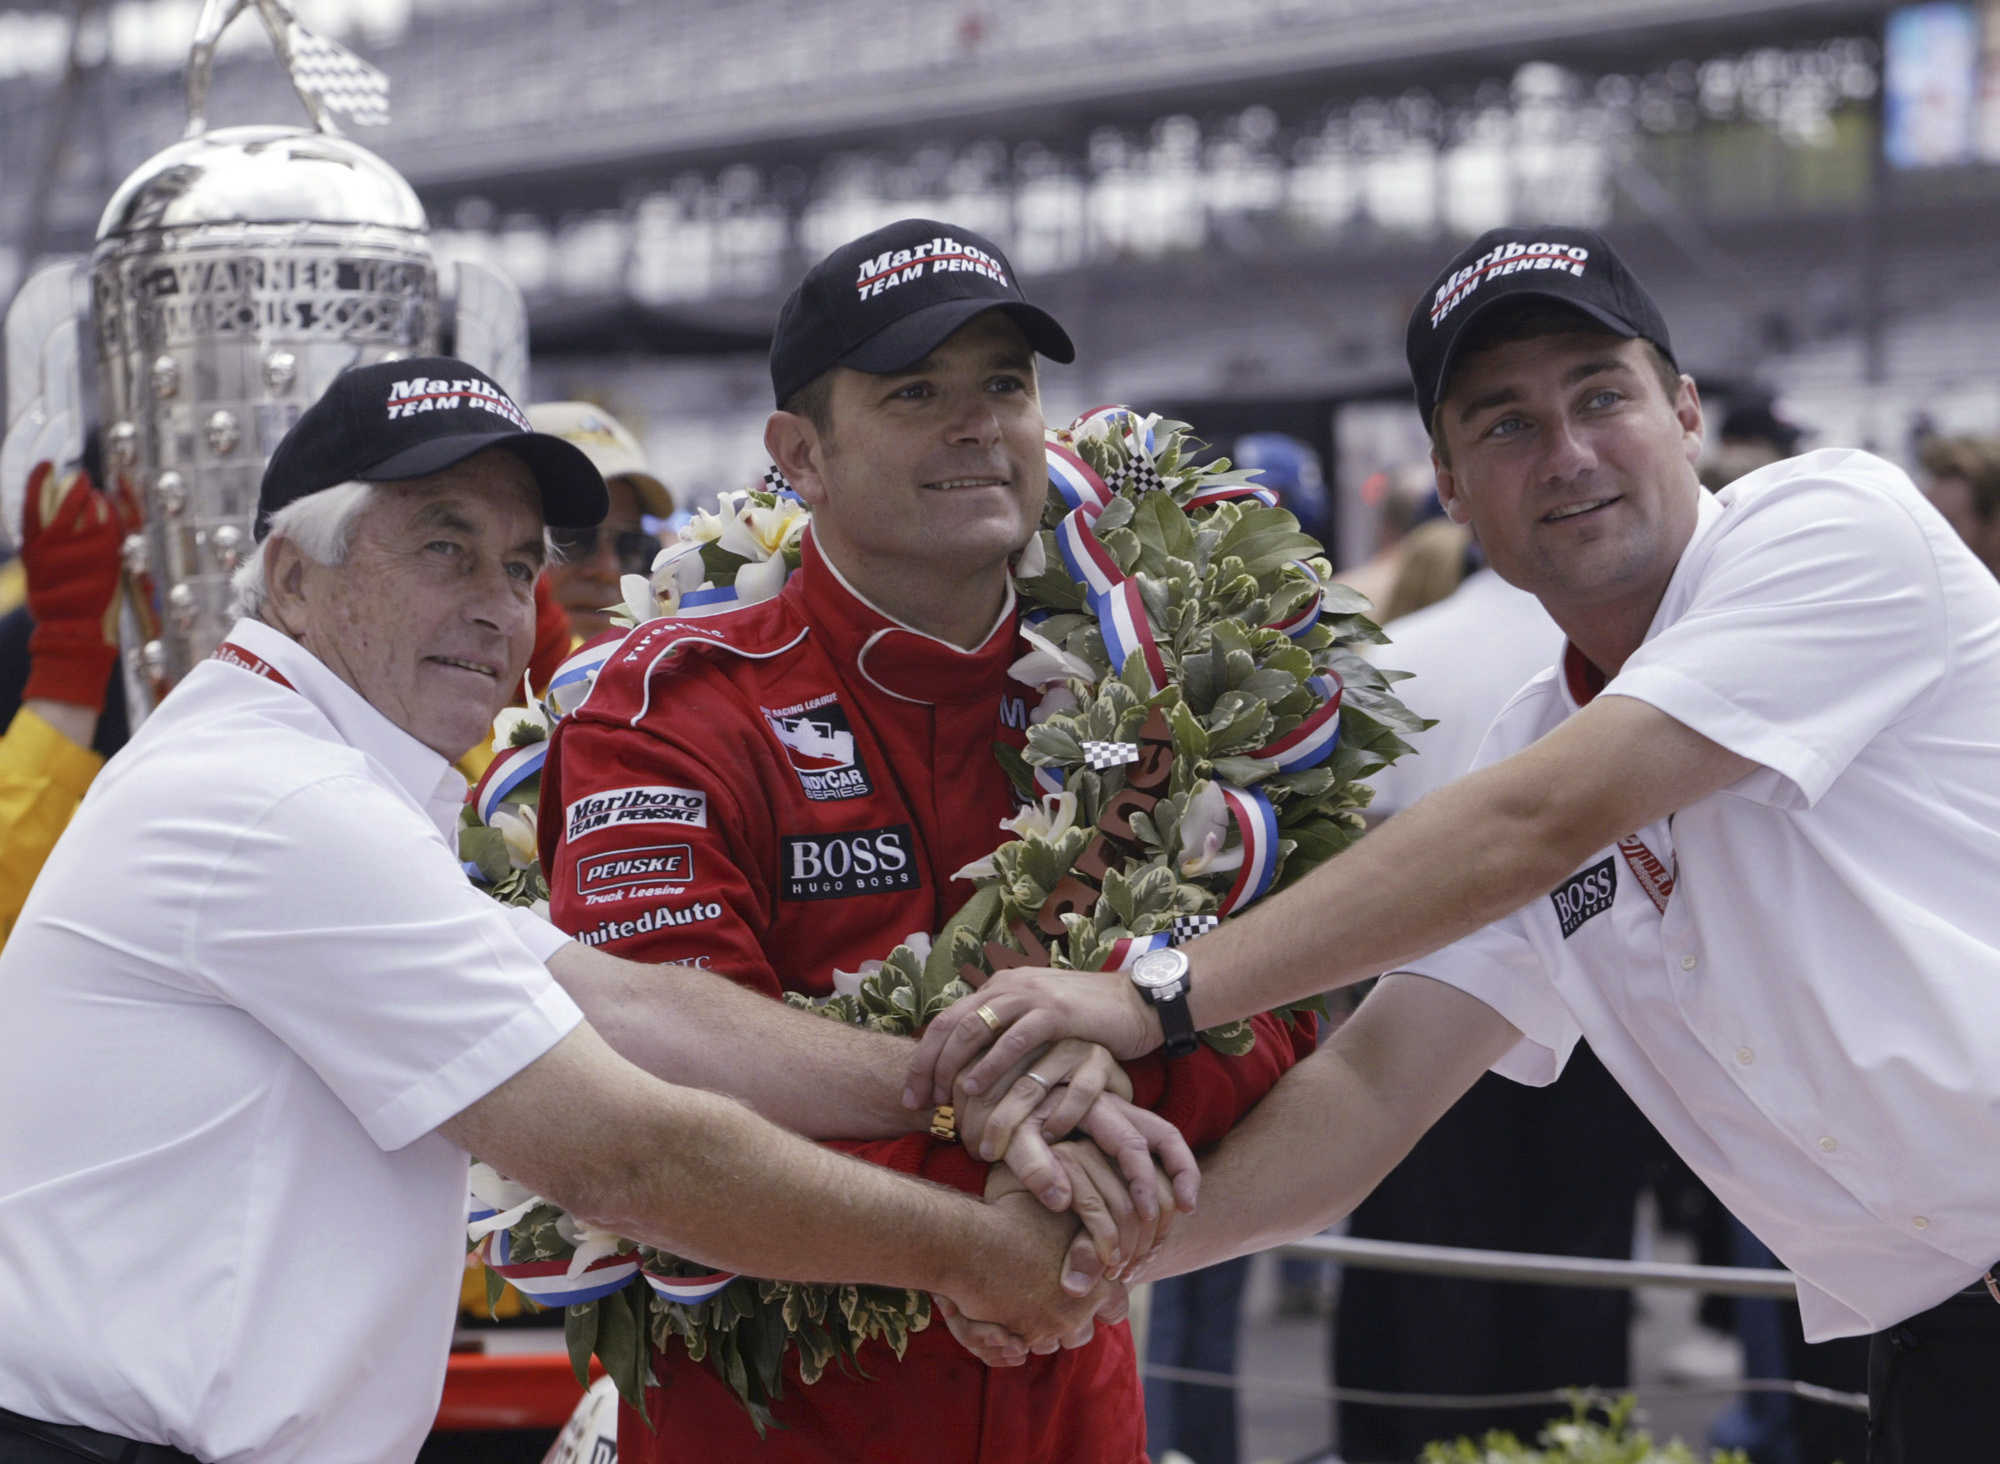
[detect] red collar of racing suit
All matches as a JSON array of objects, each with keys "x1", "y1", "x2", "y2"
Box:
[{"x1": 790, "y1": 528, "x2": 1023, "y2": 706}]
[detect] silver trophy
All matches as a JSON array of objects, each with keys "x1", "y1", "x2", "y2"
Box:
[{"x1": 2, "y1": 0, "x2": 526, "y2": 722}]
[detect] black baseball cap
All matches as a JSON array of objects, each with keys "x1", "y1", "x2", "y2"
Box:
[
  {"x1": 769, "y1": 218, "x2": 1075, "y2": 406},
  {"x1": 1406, "y1": 226, "x2": 1675, "y2": 425},
  {"x1": 257, "y1": 356, "x2": 608, "y2": 539}
]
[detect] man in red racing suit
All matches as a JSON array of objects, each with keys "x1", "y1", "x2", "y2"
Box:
[{"x1": 538, "y1": 218, "x2": 1312, "y2": 1463}]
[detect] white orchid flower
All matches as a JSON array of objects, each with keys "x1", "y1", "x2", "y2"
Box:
[
  {"x1": 682, "y1": 489, "x2": 747, "y2": 545},
  {"x1": 619, "y1": 572, "x2": 660, "y2": 624},
  {"x1": 733, "y1": 549, "x2": 790, "y2": 605},
  {"x1": 1012, "y1": 532, "x2": 1047, "y2": 580},
  {"x1": 1177, "y1": 780, "x2": 1244, "y2": 878},
  {"x1": 648, "y1": 540, "x2": 708, "y2": 616},
  {"x1": 466, "y1": 1162, "x2": 540, "y2": 1240},
  {"x1": 830, "y1": 962, "x2": 873, "y2": 998},
  {"x1": 998, "y1": 790, "x2": 1079, "y2": 848},
  {"x1": 555, "y1": 1211, "x2": 628, "y2": 1279},
  {"x1": 1009, "y1": 626, "x2": 1095, "y2": 689},
  {"x1": 490, "y1": 704, "x2": 552, "y2": 754},
  {"x1": 1029, "y1": 684, "x2": 1079, "y2": 725},
  {"x1": 718, "y1": 496, "x2": 811, "y2": 564},
  {"x1": 490, "y1": 805, "x2": 539, "y2": 870}
]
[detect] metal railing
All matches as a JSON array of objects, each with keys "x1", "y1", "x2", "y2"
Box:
[{"x1": 1132, "y1": 1235, "x2": 1872, "y2": 1416}]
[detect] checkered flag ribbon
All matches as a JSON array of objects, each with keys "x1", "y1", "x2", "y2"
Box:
[
  {"x1": 1105, "y1": 458, "x2": 1167, "y2": 495},
  {"x1": 287, "y1": 23, "x2": 390, "y2": 126},
  {"x1": 1169, "y1": 914, "x2": 1220, "y2": 946},
  {"x1": 762, "y1": 464, "x2": 795, "y2": 496},
  {"x1": 1081, "y1": 740, "x2": 1141, "y2": 770}
]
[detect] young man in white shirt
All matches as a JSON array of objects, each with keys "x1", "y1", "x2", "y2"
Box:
[
  {"x1": 915, "y1": 227, "x2": 2000, "y2": 1461},
  {"x1": 0, "y1": 359, "x2": 1119, "y2": 1464}
]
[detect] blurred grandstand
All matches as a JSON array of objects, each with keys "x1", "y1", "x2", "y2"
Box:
[{"x1": 6, "y1": 0, "x2": 2000, "y2": 551}]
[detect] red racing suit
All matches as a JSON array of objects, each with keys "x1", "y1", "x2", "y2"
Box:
[{"x1": 538, "y1": 531, "x2": 1311, "y2": 1464}]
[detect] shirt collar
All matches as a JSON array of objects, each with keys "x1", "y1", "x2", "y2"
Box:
[
  {"x1": 224, "y1": 618, "x2": 464, "y2": 824},
  {"x1": 791, "y1": 529, "x2": 1021, "y2": 705},
  {"x1": 1557, "y1": 487, "x2": 1727, "y2": 712}
]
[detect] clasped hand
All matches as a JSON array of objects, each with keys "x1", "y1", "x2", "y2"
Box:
[{"x1": 936, "y1": 1034, "x2": 1196, "y2": 1365}]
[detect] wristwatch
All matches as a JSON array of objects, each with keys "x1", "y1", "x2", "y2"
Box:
[{"x1": 1129, "y1": 947, "x2": 1199, "y2": 1058}]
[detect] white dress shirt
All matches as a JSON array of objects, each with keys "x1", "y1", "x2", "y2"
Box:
[
  {"x1": 0, "y1": 617, "x2": 580, "y2": 1463},
  {"x1": 1410, "y1": 450, "x2": 2000, "y2": 1341},
  {"x1": 1364, "y1": 567, "x2": 1565, "y2": 816}
]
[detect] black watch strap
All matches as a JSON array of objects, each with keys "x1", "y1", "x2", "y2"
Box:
[{"x1": 1153, "y1": 986, "x2": 1199, "y2": 1059}]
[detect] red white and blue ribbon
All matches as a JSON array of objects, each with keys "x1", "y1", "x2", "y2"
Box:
[
  {"x1": 1032, "y1": 763, "x2": 1065, "y2": 796},
  {"x1": 643, "y1": 1269, "x2": 740, "y2": 1305},
  {"x1": 476, "y1": 1227, "x2": 642, "y2": 1307},
  {"x1": 546, "y1": 636, "x2": 622, "y2": 714},
  {"x1": 1267, "y1": 560, "x2": 1323, "y2": 640},
  {"x1": 1185, "y1": 480, "x2": 1280, "y2": 511},
  {"x1": 1046, "y1": 441, "x2": 1115, "y2": 519},
  {"x1": 1217, "y1": 784, "x2": 1280, "y2": 915},
  {"x1": 1054, "y1": 509, "x2": 1124, "y2": 598},
  {"x1": 1098, "y1": 579, "x2": 1168, "y2": 693},
  {"x1": 675, "y1": 584, "x2": 744, "y2": 617},
  {"x1": 1101, "y1": 930, "x2": 1171, "y2": 969},
  {"x1": 1307, "y1": 673, "x2": 1342, "y2": 703},
  {"x1": 473, "y1": 738, "x2": 547, "y2": 826},
  {"x1": 1248, "y1": 686, "x2": 1343, "y2": 772}
]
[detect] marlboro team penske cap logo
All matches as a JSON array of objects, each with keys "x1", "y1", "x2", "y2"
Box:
[{"x1": 853, "y1": 235, "x2": 1010, "y2": 302}]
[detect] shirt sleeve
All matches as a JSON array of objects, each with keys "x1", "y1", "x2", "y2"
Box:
[
  {"x1": 187, "y1": 772, "x2": 584, "y2": 1151},
  {"x1": 1605, "y1": 461, "x2": 1950, "y2": 809},
  {"x1": 1402, "y1": 912, "x2": 1581, "y2": 1087},
  {"x1": 494, "y1": 902, "x2": 575, "y2": 963},
  {"x1": 541, "y1": 715, "x2": 784, "y2": 995},
  {"x1": 0, "y1": 705, "x2": 103, "y2": 949}
]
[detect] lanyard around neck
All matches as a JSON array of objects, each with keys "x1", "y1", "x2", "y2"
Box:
[{"x1": 212, "y1": 641, "x2": 297, "y2": 692}]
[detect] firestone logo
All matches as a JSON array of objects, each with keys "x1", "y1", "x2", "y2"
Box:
[
  {"x1": 1429, "y1": 242, "x2": 1591, "y2": 329},
  {"x1": 855, "y1": 236, "x2": 1008, "y2": 301},
  {"x1": 384, "y1": 376, "x2": 532, "y2": 429}
]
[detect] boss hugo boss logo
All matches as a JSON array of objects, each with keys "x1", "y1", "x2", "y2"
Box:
[
  {"x1": 854, "y1": 235, "x2": 1008, "y2": 300},
  {"x1": 565, "y1": 785, "x2": 708, "y2": 841},
  {"x1": 781, "y1": 824, "x2": 919, "y2": 901},
  {"x1": 763, "y1": 694, "x2": 873, "y2": 802},
  {"x1": 382, "y1": 375, "x2": 532, "y2": 428},
  {"x1": 577, "y1": 844, "x2": 694, "y2": 903},
  {"x1": 1551, "y1": 855, "x2": 1618, "y2": 939}
]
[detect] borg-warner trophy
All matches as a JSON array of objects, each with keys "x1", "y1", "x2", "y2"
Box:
[{"x1": 2, "y1": 0, "x2": 527, "y2": 722}]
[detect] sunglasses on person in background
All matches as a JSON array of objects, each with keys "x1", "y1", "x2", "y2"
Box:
[{"x1": 550, "y1": 526, "x2": 662, "y2": 575}]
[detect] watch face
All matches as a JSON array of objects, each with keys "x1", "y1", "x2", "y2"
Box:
[{"x1": 1131, "y1": 948, "x2": 1187, "y2": 989}]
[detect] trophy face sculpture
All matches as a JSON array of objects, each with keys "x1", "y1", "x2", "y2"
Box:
[{"x1": 4, "y1": 0, "x2": 525, "y2": 722}]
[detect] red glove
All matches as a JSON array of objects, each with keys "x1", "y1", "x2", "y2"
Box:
[
  {"x1": 21, "y1": 461, "x2": 124, "y2": 712},
  {"x1": 526, "y1": 573, "x2": 573, "y2": 697}
]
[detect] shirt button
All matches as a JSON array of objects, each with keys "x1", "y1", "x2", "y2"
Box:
[
  {"x1": 1681, "y1": 955, "x2": 1698, "y2": 970},
  {"x1": 1819, "y1": 1136, "x2": 1837, "y2": 1152},
  {"x1": 1736, "y1": 1047, "x2": 1754, "y2": 1065},
  {"x1": 1914, "y1": 1217, "x2": 1931, "y2": 1230}
]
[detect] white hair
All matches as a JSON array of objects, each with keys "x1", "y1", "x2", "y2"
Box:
[{"x1": 229, "y1": 481, "x2": 379, "y2": 620}]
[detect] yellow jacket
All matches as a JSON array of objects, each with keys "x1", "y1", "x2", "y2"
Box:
[{"x1": 0, "y1": 706, "x2": 104, "y2": 945}]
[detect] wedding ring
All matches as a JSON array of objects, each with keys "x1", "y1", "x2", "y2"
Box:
[
  {"x1": 975, "y1": 1003, "x2": 1004, "y2": 1036},
  {"x1": 1023, "y1": 1072, "x2": 1053, "y2": 1093}
]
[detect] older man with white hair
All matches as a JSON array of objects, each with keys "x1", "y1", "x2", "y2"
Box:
[{"x1": 0, "y1": 358, "x2": 1103, "y2": 1464}]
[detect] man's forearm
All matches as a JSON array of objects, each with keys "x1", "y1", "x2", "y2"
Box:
[
  {"x1": 1138, "y1": 975, "x2": 1518, "y2": 1279},
  {"x1": 447, "y1": 1025, "x2": 1094, "y2": 1343},
  {"x1": 1189, "y1": 695, "x2": 1750, "y2": 1029},
  {"x1": 548, "y1": 943, "x2": 925, "y2": 1140}
]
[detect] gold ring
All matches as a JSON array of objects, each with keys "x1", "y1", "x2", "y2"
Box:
[
  {"x1": 1023, "y1": 1072, "x2": 1052, "y2": 1093},
  {"x1": 975, "y1": 1003, "x2": 1004, "y2": 1036}
]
